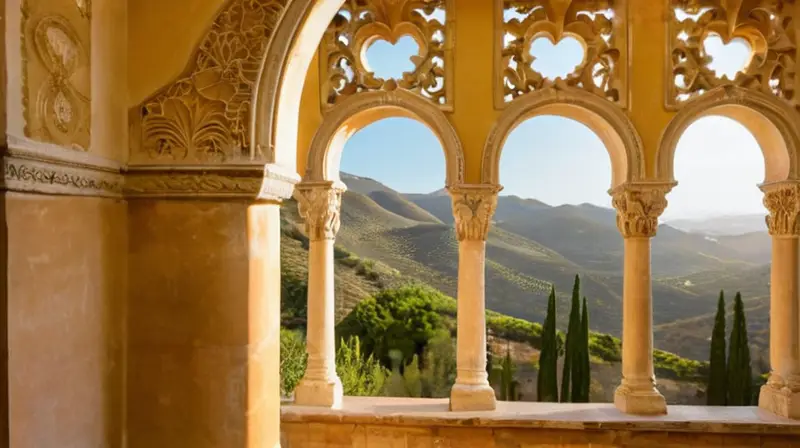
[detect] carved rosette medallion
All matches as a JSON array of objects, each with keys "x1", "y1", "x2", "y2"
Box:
[
  {"x1": 498, "y1": 0, "x2": 627, "y2": 108},
  {"x1": 294, "y1": 183, "x2": 346, "y2": 241},
  {"x1": 449, "y1": 185, "x2": 502, "y2": 242},
  {"x1": 762, "y1": 182, "x2": 800, "y2": 236},
  {"x1": 22, "y1": 1, "x2": 91, "y2": 150},
  {"x1": 612, "y1": 184, "x2": 671, "y2": 238},
  {"x1": 667, "y1": 0, "x2": 798, "y2": 110},
  {"x1": 319, "y1": 0, "x2": 453, "y2": 110},
  {"x1": 134, "y1": 0, "x2": 286, "y2": 164}
]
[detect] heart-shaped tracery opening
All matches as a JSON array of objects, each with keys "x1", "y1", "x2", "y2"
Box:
[
  {"x1": 364, "y1": 35, "x2": 420, "y2": 80},
  {"x1": 529, "y1": 35, "x2": 586, "y2": 80},
  {"x1": 703, "y1": 34, "x2": 752, "y2": 80}
]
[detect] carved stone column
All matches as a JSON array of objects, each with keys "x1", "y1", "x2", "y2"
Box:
[
  {"x1": 612, "y1": 183, "x2": 670, "y2": 415},
  {"x1": 293, "y1": 181, "x2": 346, "y2": 408},
  {"x1": 759, "y1": 181, "x2": 800, "y2": 419},
  {"x1": 449, "y1": 184, "x2": 501, "y2": 411}
]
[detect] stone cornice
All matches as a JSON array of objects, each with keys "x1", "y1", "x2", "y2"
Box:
[{"x1": 2, "y1": 135, "x2": 124, "y2": 197}]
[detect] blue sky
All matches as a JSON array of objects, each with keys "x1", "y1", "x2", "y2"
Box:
[{"x1": 341, "y1": 31, "x2": 763, "y2": 220}]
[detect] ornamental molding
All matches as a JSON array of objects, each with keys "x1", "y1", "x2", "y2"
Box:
[
  {"x1": 2, "y1": 135, "x2": 123, "y2": 197},
  {"x1": 132, "y1": 0, "x2": 287, "y2": 165},
  {"x1": 319, "y1": 0, "x2": 454, "y2": 111},
  {"x1": 611, "y1": 182, "x2": 674, "y2": 238},
  {"x1": 449, "y1": 184, "x2": 503, "y2": 242},
  {"x1": 761, "y1": 181, "x2": 800, "y2": 237},
  {"x1": 125, "y1": 164, "x2": 299, "y2": 201},
  {"x1": 657, "y1": 85, "x2": 800, "y2": 183},
  {"x1": 294, "y1": 181, "x2": 346, "y2": 241},
  {"x1": 666, "y1": 0, "x2": 798, "y2": 111},
  {"x1": 306, "y1": 89, "x2": 464, "y2": 186},
  {"x1": 482, "y1": 85, "x2": 644, "y2": 186},
  {"x1": 495, "y1": 0, "x2": 628, "y2": 109}
]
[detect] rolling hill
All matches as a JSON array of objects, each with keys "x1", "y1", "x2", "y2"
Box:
[{"x1": 287, "y1": 173, "x2": 771, "y2": 361}]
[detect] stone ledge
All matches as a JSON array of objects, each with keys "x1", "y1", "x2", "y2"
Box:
[{"x1": 281, "y1": 397, "x2": 800, "y2": 435}]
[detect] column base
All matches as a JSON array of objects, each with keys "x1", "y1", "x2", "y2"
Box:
[
  {"x1": 449, "y1": 383, "x2": 496, "y2": 411},
  {"x1": 614, "y1": 385, "x2": 667, "y2": 415},
  {"x1": 294, "y1": 377, "x2": 343, "y2": 409},
  {"x1": 759, "y1": 384, "x2": 800, "y2": 419}
]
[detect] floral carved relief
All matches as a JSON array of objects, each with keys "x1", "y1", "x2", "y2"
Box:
[
  {"x1": 498, "y1": 0, "x2": 627, "y2": 108},
  {"x1": 612, "y1": 184, "x2": 671, "y2": 238},
  {"x1": 21, "y1": 0, "x2": 91, "y2": 150},
  {"x1": 450, "y1": 185, "x2": 502, "y2": 242},
  {"x1": 294, "y1": 183, "x2": 346, "y2": 241},
  {"x1": 668, "y1": 0, "x2": 797, "y2": 110},
  {"x1": 319, "y1": 0, "x2": 453, "y2": 110},
  {"x1": 762, "y1": 182, "x2": 800, "y2": 236},
  {"x1": 133, "y1": 0, "x2": 286, "y2": 164}
]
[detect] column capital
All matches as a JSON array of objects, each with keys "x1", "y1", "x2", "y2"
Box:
[
  {"x1": 294, "y1": 181, "x2": 346, "y2": 241},
  {"x1": 448, "y1": 184, "x2": 502, "y2": 242},
  {"x1": 611, "y1": 183, "x2": 673, "y2": 238},
  {"x1": 761, "y1": 181, "x2": 800, "y2": 237}
]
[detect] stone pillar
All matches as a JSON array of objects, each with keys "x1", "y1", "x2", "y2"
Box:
[
  {"x1": 612, "y1": 184, "x2": 669, "y2": 415},
  {"x1": 293, "y1": 181, "x2": 346, "y2": 408},
  {"x1": 449, "y1": 184, "x2": 500, "y2": 411},
  {"x1": 759, "y1": 182, "x2": 800, "y2": 419}
]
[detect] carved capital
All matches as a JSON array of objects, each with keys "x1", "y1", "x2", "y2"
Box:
[
  {"x1": 294, "y1": 182, "x2": 346, "y2": 241},
  {"x1": 762, "y1": 182, "x2": 800, "y2": 237},
  {"x1": 449, "y1": 184, "x2": 502, "y2": 242},
  {"x1": 611, "y1": 183, "x2": 672, "y2": 238}
]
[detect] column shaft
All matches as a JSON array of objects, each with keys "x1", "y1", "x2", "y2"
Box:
[{"x1": 293, "y1": 183, "x2": 344, "y2": 408}]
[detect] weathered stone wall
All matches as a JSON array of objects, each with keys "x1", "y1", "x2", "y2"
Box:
[{"x1": 6, "y1": 193, "x2": 126, "y2": 447}]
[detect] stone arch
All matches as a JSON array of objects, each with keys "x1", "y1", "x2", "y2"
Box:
[
  {"x1": 657, "y1": 86, "x2": 800, "y2": 184},
  {"x1": 482, "y1": 87, "x2": 645, "y2": 189},
  {"x1": 252, "y1": 0, "x2": 345, "y2": 171},
  {"x1": 304, "y1": 89, "x2": 465, "y2": 187}
]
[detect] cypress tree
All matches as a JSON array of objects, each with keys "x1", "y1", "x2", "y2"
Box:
[
  {"x1": 727, "y1": 292, "x2": 753, "y2": 405},
  {"x1": 707, "y1": 290, "x2": 727, "y2": 405},
  {"x1": 537, "y1": 286, "x2": 558, "y2": 402},
  {"x1": 571, "y1": 297, "x2": 591, "y2": 402},
  {"x1": 561, "y1": 274, "x2": 581, "y2": 402}
]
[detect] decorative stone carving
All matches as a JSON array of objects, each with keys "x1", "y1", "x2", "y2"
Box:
[
  {"x1": 762, "y1": 182, "x2": 800, "y2": 236},
  {"x1": 134, "y1": 0, "x2": 286, "y2": 164},
  {"x1": 75, "y1": 0, "x2": 90, "y2": 19},
  {"x1": 22, "y1": 0, "x2": 91, "y2": 150},
  {"x1": 667, "y1": 0, "x2": 798, "y2": 111},
  {"x1": 319, "y1": 0, "x2": 453, "y2": 110},
  {"x1": 612, "y1": 184, "x2": 671, "y2": 238},
  {"x1": 294, "y1": 183, "x2": 346, "y2": 241},
  {"x1": 497, "y1": 0, "x2": 627, "y2": 108},
  {"x1": 449, "y1": 185, "x2": 501, "y2": 242}
]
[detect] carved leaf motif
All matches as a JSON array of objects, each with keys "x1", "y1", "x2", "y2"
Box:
[
  {"x1": 295, "y1": 186, "x2": 345, "y2": 241},
  {"x1": 137, "y1": 0, "x2": 287, "y2": 163},
  {"x1": 320, "y1": 0, "x2": 450, "y2": 109},
  {"x1": 763, "y1": 183, "x2": 800, "y2": 236},
  {"x1": 451, "y1": 188, "x2": 499, "y2": 241},
  {"x1": 612, "y1": 187, "x2": 669, "y2": 238},
  {"x1": 501, "y1": 0, "x2": 623, "y2": 106}
]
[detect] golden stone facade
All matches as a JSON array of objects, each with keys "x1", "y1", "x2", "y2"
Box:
[{"x1": 2, "y1": 0, "x2": 800, "y2": 447}]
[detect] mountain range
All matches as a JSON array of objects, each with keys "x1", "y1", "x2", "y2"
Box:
[{"x1": 282, "y1": 173, "x2": 772, "y2": 362}]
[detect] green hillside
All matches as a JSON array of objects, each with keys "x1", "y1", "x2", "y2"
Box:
[{"x1": 300, "y1": 173, "x2": 771, "y2": 361}]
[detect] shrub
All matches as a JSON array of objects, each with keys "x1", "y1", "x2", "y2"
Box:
[{"x1": 279, "y1": 328, "x2": 307, "y2": 396}]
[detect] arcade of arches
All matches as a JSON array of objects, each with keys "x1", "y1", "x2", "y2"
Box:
[{"x1": 3, "y1": 0, "x2": 800, "y2": 446}]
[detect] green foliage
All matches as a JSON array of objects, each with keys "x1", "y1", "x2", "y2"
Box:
[
  {"x1": 707, "y1": 291, "x2": 727, "y2": 405},
  {"x1": 336, "y1": 336, "x2": 388, "y2": 396},
  {"x1": 561, "y1": 275, "x2": 582, "y2": 402},
  {"x1": 420, "y1": 330, "x2": 457, "y2": 398},
  {"x1": 281, "y1": 272, "x2": 308, "y2": 326},
  {"x1": 537, "y1": 286, "x2": 559, "y2": 402},
  {"x1": 279, "y1": 328, "x2": 307, "y2": 396},
  {"x1": 495, "y1": 347, "x2": 520, "y2": 401},
  {"x1": 572, "y1": 297, "x2": 591, "y2": 403},
  {"x1": 727, "y1": 292, "x2": 753, "y2": 405},
  {"x1": 336, "y1": 285, "x2": 450, "y2": 367}
]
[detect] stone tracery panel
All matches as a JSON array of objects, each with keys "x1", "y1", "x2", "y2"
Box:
[
  {"x1": 21, "y1": 0, "x2": 91, "y2": 150},
  {"x1": 318, "y1": 0, "x2": 454, "y2": 111},
  {"x1": 667, "y1": 0, "x2": 798, "y2": 110},
  {"x1": 132, "y1": 0, "x2": 286, "y2": 165},
  {"x1": 496, "y1": 0, "x2": 628, "y2": 108}
]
